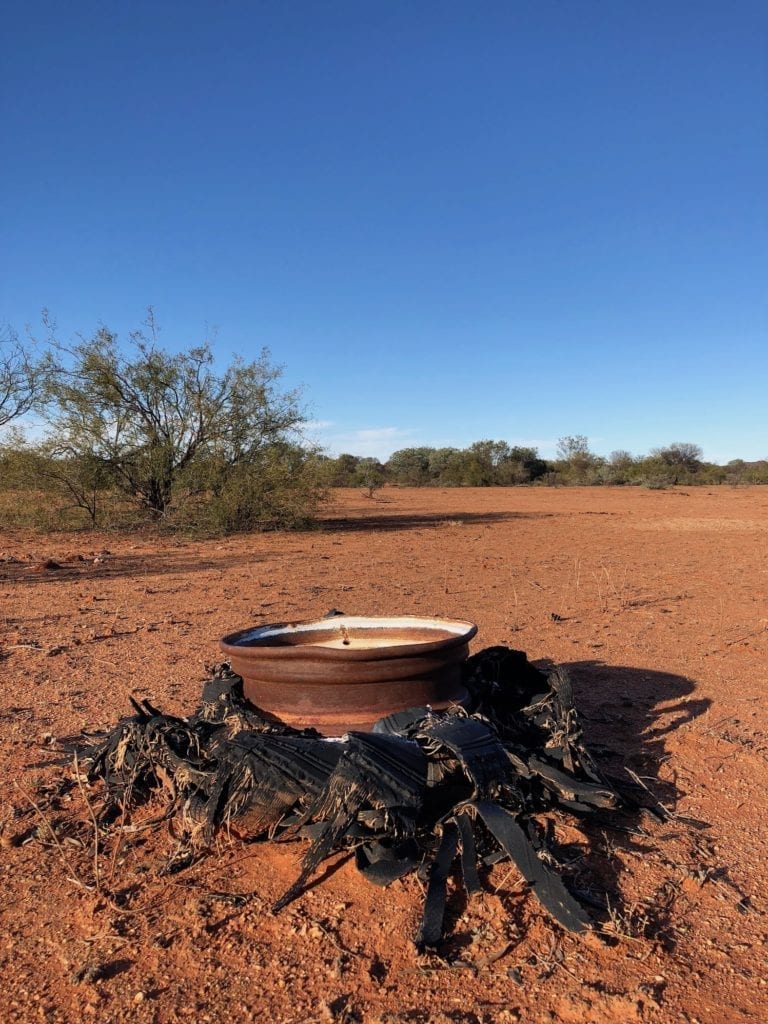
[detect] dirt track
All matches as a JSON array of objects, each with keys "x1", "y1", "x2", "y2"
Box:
[{"x1": 1, "y1": 486, "x2": 766, "y2": 1023}]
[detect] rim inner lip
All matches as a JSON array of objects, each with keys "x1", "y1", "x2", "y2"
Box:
[{"x1": 220, "y1": 615, "x2": 478, "y2": 661}]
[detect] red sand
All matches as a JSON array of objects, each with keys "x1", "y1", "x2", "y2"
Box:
[{"x1": 1, "y1": 486, "x2": 766, "y2": 1023}]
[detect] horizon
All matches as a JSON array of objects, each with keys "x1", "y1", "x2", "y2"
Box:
[{"x1": 3, "y1": 1, "x2": 766, "y2": 465}]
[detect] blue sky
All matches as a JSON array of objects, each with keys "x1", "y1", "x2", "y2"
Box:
[{"x1": 2, "y1": 1, "x2": 766, "y2": 462}]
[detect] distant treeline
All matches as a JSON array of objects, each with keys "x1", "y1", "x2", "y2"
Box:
[
  {"x1": 2, "y1": 319, "x2": 766, "y2": 536},
  {"x1": 320, "y1": 437, "x2": 768, "y2": 490}
]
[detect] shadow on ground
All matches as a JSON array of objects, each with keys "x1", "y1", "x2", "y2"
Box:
[
  {"x1": 0, "y1": 550, "x2": 265, "y2": 585},
  {"x1": 561, "y1": 660, "x2": 711, "y2": 806},
  {"x1": 0, "y1": 511, "x2": 551, "y2": 583},
  {"x1": 546, "y1": 660, "x2": 710, "y2": 945},
  {"x1": 321, "y1": 510, "x2": 551, "y2": 532},
  {"x1": 438, "y1": 659, "x2": 712, "y2": 955}
]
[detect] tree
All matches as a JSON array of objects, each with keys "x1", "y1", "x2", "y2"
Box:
[
  {"x1": 498, "y1": 446, "x2": 548, "y2": 484},
  {"x1": 603, "y1": 449, "x2": 635, "y2": 484},
  {"x1": 43, "y1": 312, "x2": 307, "y2": 518},
  {"x1": 643, "y1": 442, "x2": 703, "y2": 485},
  {"x1": 354, "y1": 457, "x2": 386, "y2": 497},
  {"x1": 556, "y1": 435, "x2": 599, "y2": 483},
  {"x1": 444, "y1": 447, "x2": 489, "y2": 486},
  {"x1": 467, "y1": 440, "x2": 511, "y2": 485},
  {"x1": 427, "y1": 447, "x2": 461, "y2": 484},
  {"x1": 324, "y1": 453, "x2": 362, "y2": 486},
  {"x1": 386, "y1": 447, "x2": 433, "y2": 486},
  {"x1": 0, "y1": 326, "x2": 43, "y2": 429},
  {"x1": 650, "y1": 442, "x2": 703, "y2": 472},
  {"x1": 556, "y1": 435, "x2": 591, "y2": 462},
  {"x1": 609, "y1": 450, "x2": 634, "y2": 470}
]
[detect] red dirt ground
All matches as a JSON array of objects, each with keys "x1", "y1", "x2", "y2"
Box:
[{"x1": 1, "y1": 486, "x2": 767, "y2": 1024}]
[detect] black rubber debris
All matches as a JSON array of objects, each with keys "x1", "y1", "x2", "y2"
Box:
[{"x1": 82, "y1": 648, "x2": 654, "y2": 948}]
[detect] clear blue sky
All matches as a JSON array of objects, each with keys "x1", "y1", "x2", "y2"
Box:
[{"x1": 2, "y1": 1, "x2": 766, "y2": 462}]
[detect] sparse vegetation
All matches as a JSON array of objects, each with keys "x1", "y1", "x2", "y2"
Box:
[
  {"x1": 1, "y1": 320, "x2": 767, "y2": 535},
  {"x1": 0, "y1": 312, "x2": 326, "y2": 533}
]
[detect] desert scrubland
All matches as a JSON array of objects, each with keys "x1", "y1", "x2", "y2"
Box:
[{"x1": 1, "y1": 486, "x2": 766, "y2": 1024}]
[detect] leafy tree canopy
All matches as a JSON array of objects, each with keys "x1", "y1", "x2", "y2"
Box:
[
  {"x1": 0, "y1": 325, "x2": 43, "y2": 428},
  {"x1": 42, "y1": 311, "x2": 306, "y2": 517}
]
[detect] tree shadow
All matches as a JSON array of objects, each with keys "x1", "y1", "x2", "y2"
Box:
[
  {"x1": 322, "y1": 510, "x2": 549, "y2": 533},
  {"x1": 0, "y1": 512, "x2": 551, "y2": 581},
  {"x1": 0, "y1": 550, "x2": 265, "y2": 585}
]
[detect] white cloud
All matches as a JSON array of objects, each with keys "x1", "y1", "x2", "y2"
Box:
[
  {"x1": 303, "y1": 419, "x2": 335, "y2": 431},
  {"x1": 319, "y1": 426, "x2": 416, "y2": 461},
  {"x1": 513, "y1": 437, "x2": 559, "y2": 457}
]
